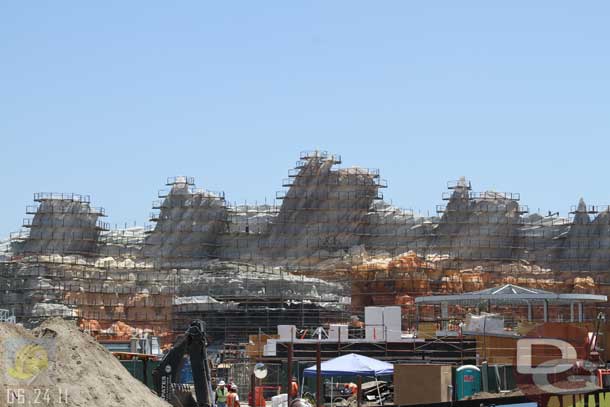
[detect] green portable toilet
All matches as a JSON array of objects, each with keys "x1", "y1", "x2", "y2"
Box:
[{"x1": 455, "y1": 365, "x2": 481, "y2": 400}]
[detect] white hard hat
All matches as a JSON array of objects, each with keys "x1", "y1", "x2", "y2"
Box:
[{"x1": 218, "y1": 380, "x2": 226, "y2": 386}]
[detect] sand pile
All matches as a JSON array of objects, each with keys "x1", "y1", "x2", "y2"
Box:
[{"x1": 0, "y1": 318, "x2": 170, "y2": 407}]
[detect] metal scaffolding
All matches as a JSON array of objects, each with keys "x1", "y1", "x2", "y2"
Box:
[{"x1": 1, "y1": 150, "x2": 609, "y2": 346}]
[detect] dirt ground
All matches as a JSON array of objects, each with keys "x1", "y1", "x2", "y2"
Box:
[{"x1": 0, "y1": 318, "x2": 170, "y2": 407}]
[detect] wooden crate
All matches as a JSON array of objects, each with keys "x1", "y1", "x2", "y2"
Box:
[{"x1": 394, "y1": 364, "x2": 453, "y2": 405}]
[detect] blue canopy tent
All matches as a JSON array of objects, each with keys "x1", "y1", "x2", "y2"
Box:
[
  {"x1": 303, "y1": 353, "x2": 393, "y2": 406},
  {"x1": 303, "y1": 353, "x2": 393, "y2": 377}
]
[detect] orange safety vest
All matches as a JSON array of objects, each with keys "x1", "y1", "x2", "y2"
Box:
[
  {"x1": 227, "y1": 392, "x2": 239, "y2": 407},
  {"x1": 290, "y1": 381, "x2": 299, "y2": 397}
]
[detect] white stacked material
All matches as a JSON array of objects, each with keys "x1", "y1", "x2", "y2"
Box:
[
  {"x1": 31, "y1": 303, "x2": 77, "y2": 318},
  {"x1": 272, "y1": 393, "x2": 288, "y2": 407},
  {"x1": 464, "y1": 313, "x2": 504, "y2": 334},
  {"x1": 328, "y1": 324, "x2": 349, "y2": 341},
  {"x1": 174, "y1": 295, "x2": 220, "y2": 305},
  {"x1": 264, "y1": 339, "x2": 277, "y2": 356},
  {"x1": 383, "y1": 306, "x2": 402, "y2": 341},
  {"x1": 365, "y1": 306, "x2": 402, "y2": 341},
  {"x1": 278, "y1": 325, "x2": 297, "y2": 341},
  {"x1": 365, "y1": 307, "x2": 384, "y2": 341}
]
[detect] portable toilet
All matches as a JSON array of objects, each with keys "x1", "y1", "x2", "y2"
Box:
[{"x1": 455, "y1": 365, "x2": 481, "y2": 400}]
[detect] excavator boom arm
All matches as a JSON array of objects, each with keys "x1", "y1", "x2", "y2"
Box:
[{"x1": 153, "y1": 320, "x2": 212, "y2": 407}]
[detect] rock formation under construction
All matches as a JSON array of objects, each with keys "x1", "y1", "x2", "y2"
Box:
[{"x1": 1, "y1": 150, "x2": 609, "y2": 341}]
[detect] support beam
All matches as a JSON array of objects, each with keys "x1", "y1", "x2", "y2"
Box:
[
  {"x1": 543, "y1": 300, "x2": 548, "y2": 322},
  {"x1": 287, "y1": 343, "x2": 293, "y2": 406},
  {"x1": 441, "y1": 302, "x2": 449, "y2": 331},
  {"x1": 316, "y1": 342, "x2": 322, "y2": 407}
]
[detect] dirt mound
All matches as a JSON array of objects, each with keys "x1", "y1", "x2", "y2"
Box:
[{"x1": 0, "y1": 318, "x2": 170, "y2": 407}]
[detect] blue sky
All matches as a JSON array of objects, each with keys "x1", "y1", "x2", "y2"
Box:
[{"x1": 1, "y1": 2, "x2": 610, "y2": 233}]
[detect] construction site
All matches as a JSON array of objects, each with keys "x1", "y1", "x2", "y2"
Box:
[{"x1": 2, "y1": 150, "x2": 610, "y2": 407}]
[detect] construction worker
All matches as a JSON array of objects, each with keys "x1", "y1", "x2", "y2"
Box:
[
  {"x1": 350, "y1": 315, "x2": 364, "y2": 329},
  {"x1": 289, "y1": 376, "x2": 299, "y2": 398},
  {"x1": 227, "y1": 384, "x2": 240, "y2": 407},
  {"x1": 216, "y1": 380, "x2": 228, "y2": 407},
  {"x1": 345, "y1": 382, "x2": 358, "y2": 396}
]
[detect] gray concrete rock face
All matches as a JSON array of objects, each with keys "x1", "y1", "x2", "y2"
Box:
[
  {"x1": 142, "y1": 180, "x2": 228, "y2": 264},
  {"x1": 262, "y1": 154, "x2": 380, "y2": 263},
  {"x1": 8, "y1": 153, "x2": 610, "y2": 273},
  {"x1": 14, "y1": 196, "x2": 103, "y2": 257},
  {"x1": 3, "y1": 151, "x2": 610, "y2": 334}
]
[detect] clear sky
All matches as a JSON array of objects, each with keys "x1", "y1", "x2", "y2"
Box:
[{"x1": 1, "y1": 2, "x2": 610, "y2": 234}]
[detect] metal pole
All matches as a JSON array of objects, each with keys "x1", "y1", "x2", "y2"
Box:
[
  {"x1": 316, "y1": 342, "x2": 322, "y2": 407},
  {"x1": 375, "y1": 375, "x2": 383, "y2": 406},
  {"x1": 543, "y1": 300, "x2": 549, "y2": 322},
  {"x1": 251, "y1": 372, "x2": 256, "y2": 407},
  {"x1": 357, "y1": 376, "x2": 362, "y2": 407},
  {"x1": 287, "y1": 343, "x2": 293, "y2": 406}
]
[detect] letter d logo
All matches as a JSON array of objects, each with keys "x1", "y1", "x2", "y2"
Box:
[{"x1": 516, "y1": 338, "x2": 577, "y2": 375}]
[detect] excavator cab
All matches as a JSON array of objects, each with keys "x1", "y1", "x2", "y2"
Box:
[{"x1": 153, "y1": 320, "x2": 214, "y2": 407}]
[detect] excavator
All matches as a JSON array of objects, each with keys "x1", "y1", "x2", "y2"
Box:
[{"x1": 153, "y1": 320, "x2": 214, "y2": 407}]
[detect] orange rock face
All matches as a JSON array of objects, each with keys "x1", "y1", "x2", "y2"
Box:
[
  {"x1": 349, "y1": 251, "x2": 606, "y2": 327},
  {"x1": 65, "y1": 290, "x2": 173, "y2": 337}
]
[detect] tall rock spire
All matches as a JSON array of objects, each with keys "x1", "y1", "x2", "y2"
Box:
[{"x1": 573, "y1": 198, "x2": 591, "y2": 225}]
